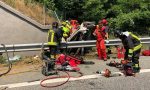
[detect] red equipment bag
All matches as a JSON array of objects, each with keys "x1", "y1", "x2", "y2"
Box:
[
  {"x1": 142, "y1": 50, "x2": 150, "y2": 56},
  {"x1": 56, "y1": 54, "x2": 82, "y2": 67},
  {"x1": 117, "y1": 46, "x2": 125, "y2": 59}
]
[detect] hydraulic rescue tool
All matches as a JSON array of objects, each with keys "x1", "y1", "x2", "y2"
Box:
[
  {"x1": 96, "y1": 69, "x2": 111, "y2": 77},
  {"x1": 40, "y1": 43, "x2": 57, "y2": 76},
  {"x1": 106, "y1": 60, "x2": 135, "y2": 76},
  {"x1": 41, "y1": 39, "x2": 94, "y2": 76},
  {"x1": 106, "y1": 60, "x2": 122, "y2": 68},
  {"x1": 121, "y1": 60, "x2": 135, "y2": 76},
  {"x1": 96, "y1": 69, "x2": 121, "y2": 78}
]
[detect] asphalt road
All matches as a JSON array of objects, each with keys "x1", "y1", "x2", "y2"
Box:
[{"x1": 0, "y1": 56, "x2": 150, "y2": 90}]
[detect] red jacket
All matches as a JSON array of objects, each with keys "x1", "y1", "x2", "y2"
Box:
[
  {"x1": 94, "y1": 25, "x2": 106, "y2": 41},
  {"x1": 70, "y1": 20, "x2": 78, "y2": 29}
]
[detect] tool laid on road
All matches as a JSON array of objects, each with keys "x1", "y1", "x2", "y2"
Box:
[
  {"x1": 121, "y1": 60, "x2": 135, "y2": 76},
  {"x1": 41, "y1": 52, "x2": 93, "y2": 76},
  {"x1": 0, "y1": 44, "x2": 12, "y2": 77},
  {"x1": 96, "y1": 69, "x2": 111, "y2": 77},
  {"x1": 96, "y1": 69, "x2": 121, "y2": 77},
  {"x1": 106, "y1": 60, "x2": 122, "y2": 68},
  {"x1": 41, "y1": 39, "x2": 94, "y2": 76},
  {"x1": 106, "y1": 60, "x2": 136, "y2": 76}
]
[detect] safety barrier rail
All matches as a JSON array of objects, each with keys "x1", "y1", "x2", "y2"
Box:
[{"x1": 0, "y1": 37, "x2": 150, "y2": 53}]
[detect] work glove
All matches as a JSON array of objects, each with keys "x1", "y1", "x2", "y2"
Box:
[{"x1": 105, "y1": 40, "x2": 109, "y2": 44}]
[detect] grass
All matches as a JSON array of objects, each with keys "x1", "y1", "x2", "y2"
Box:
[{"x1": 1, "y1": 0, "x2": 56, "y2": 25}]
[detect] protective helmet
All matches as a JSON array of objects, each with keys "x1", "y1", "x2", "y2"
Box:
[
  {"x1": 101, "y1": 19, "x2": 108, "y2": 25},
  {"x1": 114, "y1": 30, "x2": 122, "y2": 38},
  {"x1": 52, "y1": 22, "x2": 58, "y2": 28}
]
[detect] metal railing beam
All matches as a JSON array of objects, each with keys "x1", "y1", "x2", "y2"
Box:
[{"x1": 0, "y1": 37, "x2": 149, "y2": 53}]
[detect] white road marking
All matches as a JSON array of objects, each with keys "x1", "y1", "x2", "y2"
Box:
[{"x1": 0, "y1": 69, "x2": 150, "y2": 89}]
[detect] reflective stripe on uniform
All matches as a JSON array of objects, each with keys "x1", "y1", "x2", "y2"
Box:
[
  {"x1": 129, "y1": 32, "x2": 142, "y2": 51},
  {"x1": 135, "y1": 64, "x2": 139, "y2": 68},
  {"x1": 129, "y1": 32, "x2": 140, "y2": 41},
  {"x1": 128, "y1": 44, "x2": 142, "y2": 53},
  {"x1": 133, "y1": 44, "x2": 142, "y2": 51},
  {"x1": 128, "y1": 54, "x2": 132, "y2": 58},
  {"x1": 63, "y1": 33, "x2": 68, "y2": 37},
  {"x1": 51, "y1": 32, "x2": 54, "y2": 43},
  {"x1": 129, "y1": 49, "x2": 133, "y2": 54},
  {"x1": 48, "y1": 30, "x2": 57, "y2": 45},
  {"x1": 48, "y1": 42, "x2": 57, "y2": 45},
  {"x1": 63, "y1": 26, "x2": 70, "y2": 33}
]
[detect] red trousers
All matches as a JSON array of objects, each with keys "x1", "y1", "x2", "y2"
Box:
[{"x1": 96, "y1": 39, "x2": 107, "y2": 60}]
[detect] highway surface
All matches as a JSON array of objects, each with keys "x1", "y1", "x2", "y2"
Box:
[{"x1": 0, "y1": 56, "x2": 150, "y2": 90}]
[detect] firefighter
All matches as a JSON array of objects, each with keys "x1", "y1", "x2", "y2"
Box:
[
  {"x1": 93, "y1": 20, "x2": 108, "y2": 61},
  {"x1": 70, "y1": 19, "x2": 79, "y2": 34},
  {"x1": 101, "y1": 19, "x2": 109, "y2": 40},
  {"x1": 48, "y1": 22, "x2": 63, "y2": 60},
  {"x1": 61, "y1": 21, "x2": 71, "y2": 40},
  {"x1": 101, "y1": 19, "x2": 111, "y2": 55},
  {"x1": 114, "y1": 30, "x2": 142, "y2": 73}
]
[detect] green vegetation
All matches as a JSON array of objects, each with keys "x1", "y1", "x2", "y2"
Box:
[
  {"x1": 33, "y1": 0, "x2": 150, "y2": 36},
  {"x1": 1, "y1": 0, "x2": 150, "y2": 35},
  {"x1": 0, "y1": 55, "x2": 6, "y2": 64}
]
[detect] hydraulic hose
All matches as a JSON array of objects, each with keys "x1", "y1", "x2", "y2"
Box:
[
  {"x1": 0, "y1": 44, "x2": 12, "y2": 77},
  {"x1": 40, "y1": 71, "x2": 83, "y2": 88},
  {"x1": 40, "y1": 40, "x2": 83, "y2": 88},
  {"x1": 40, "y1": 71, "x2": 70, "y2": 88}
]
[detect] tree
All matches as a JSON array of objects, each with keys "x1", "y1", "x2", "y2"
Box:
[
  {"x1": 32, "y1": 0, "x2": 150, "y2": 35},
  {"x1": 108, "y1": 0, "x2": 150, "y2": 36},
  {"x1": 54, "y1": 0, "x2": 85, "y2": 21}
]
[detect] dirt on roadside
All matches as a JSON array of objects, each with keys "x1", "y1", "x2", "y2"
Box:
[
  {"x1": 0, "y1": 56, "x2": 43, "y2": 76},
  {"x1": 0, "y1": 48, "x2": 119, "y2": 76}
]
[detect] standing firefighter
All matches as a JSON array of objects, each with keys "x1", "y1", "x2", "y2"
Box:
[
  {"x1": 114, "y1": 31, "x2": 142, "y2": 73},
  {"x1": 101, "y1": 19, "x2": 111, "y2": 55},
  {"x1": 101, "y1": 19, "x2": 109, "y2": 40},
  {"x1": 43, "y1": 21, "x2": 69, "y2": 75},
  {"x1": 70, "y1": 19, "x2": 79, "y2": 34},
  {"x1": 61, "y1": 21, "x2": 71, "y2": 41},
  {"x1": 48, "y1": 22, "x2": 63, "y2": 60},
  {"x1": 93, "y1": 20, "x2": 108, "y2": 61}
]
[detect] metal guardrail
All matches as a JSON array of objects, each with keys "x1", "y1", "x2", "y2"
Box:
[{"x1": 0, "y1": 37, "x2": 150, "y2": 53}]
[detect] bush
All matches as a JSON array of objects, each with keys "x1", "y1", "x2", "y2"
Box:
[
  {"x1": 109, "y1": 10, "x2": 150, "y2": 36},
  {"x1": 0, "y1": 55, "x2": 6, "y2": 64}
]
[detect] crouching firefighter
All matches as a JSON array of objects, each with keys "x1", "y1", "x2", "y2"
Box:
[{"x1": 114, "y1": 31, "x2": 142, "y2": 73}]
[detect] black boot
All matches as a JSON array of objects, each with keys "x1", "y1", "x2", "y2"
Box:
[
  {"x1": 133, "y1": 64, "x2": 140, "y2": 73},
  {"x1": 133, "y1": 67, "x2": 140, "y2": 73}
]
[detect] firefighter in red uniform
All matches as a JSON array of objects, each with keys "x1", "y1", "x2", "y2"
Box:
[
  {"x1": 93, "y1": 20, "x2": 108, "y2": 61},
  {"x1": 101, "y1": 19, "x2": 111, "y2": 55},
  {"x1": 101, "y1": 19, "x2": 109, "y2": 40},
  {"x1": 70, "y1": 20, "x2": 79, "y2": 34}
]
